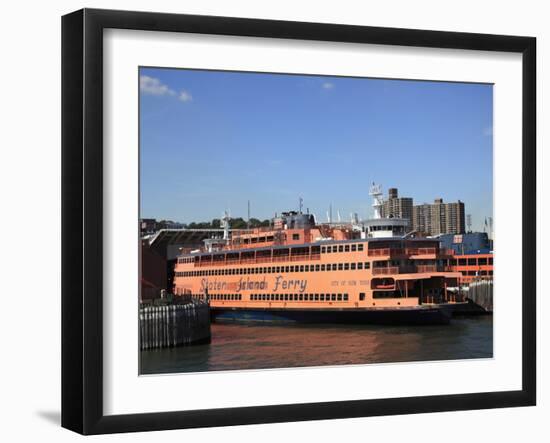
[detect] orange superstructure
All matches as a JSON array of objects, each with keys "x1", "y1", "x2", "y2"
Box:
[
  {"x1": 440, "y1": 252, "x2": 494, "y2": 284},
  {"x1": 173, "y1": 211, "x2": 464, "y2": 324}
]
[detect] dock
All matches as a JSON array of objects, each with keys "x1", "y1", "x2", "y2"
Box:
[{"x1": 139, "y1": 298, "x2": 211, "y2": 350}]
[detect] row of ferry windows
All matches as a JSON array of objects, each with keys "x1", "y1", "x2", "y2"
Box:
[
  {"x1": 175, "y1": 262, "x2": 371, "y2": 277},
  {"x1": 250, "y1": 293, "x2": 349, "y2": 302},
  {"x1": 177, "y1": 243, "x2": 365, "y2": 264},
  {"x1": 185, "y1": 293, "x2": 350, "y2": 301},
  {"x1": 322, "y1": 244, "x2": 364, "y2": 254}
]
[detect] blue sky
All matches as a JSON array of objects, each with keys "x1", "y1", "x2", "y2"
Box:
[{"x1": 140, "y1": 67, "x2": 493, "y2": 232}]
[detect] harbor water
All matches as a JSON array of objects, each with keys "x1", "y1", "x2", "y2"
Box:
[{"x1": 140, "y1": 315, "x2": 492, "y2": 374}]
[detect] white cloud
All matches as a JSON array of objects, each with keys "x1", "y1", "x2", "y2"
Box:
[
  {"x1": 322, "y1": 82, "x2": 334, "y2": 90},
  {"x1": 140, "y1": 75, "x2": 176, "y2": 96},
  {"x1": 140, "y1": 75, "x2": 192, "y2": 103},
  {"x1": 178, "y1": 90, "x2": 193, "y2": 102}
]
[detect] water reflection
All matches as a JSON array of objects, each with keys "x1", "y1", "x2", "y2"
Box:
[{"x1": 140, "y1": 316, "x2": 492, "y2": 374}]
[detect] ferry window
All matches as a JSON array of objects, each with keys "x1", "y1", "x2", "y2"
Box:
[
  {"x1": 358, "y1": 263, "x2": 363, "y2": 270},
  {"x1": 285, "y1": 266, "x2": 290, "y2": 272},
  {"x1": 359, "y1": 293, "x2": 365, "y2": 301},
  {"x1": 450, "y1": 259, "x2": 457, "y2": 266},
  {"x1": 338, "y1": 245, "x2": 344, "y2": 252},
  {"x1": 351, "y1": 263, "x2": 356, "y2": 270},
  {"x1": 338, "y1": 263, "x2": 343, "y2": 271},
  {"x1": 292, "y1": 233, "x2": 300, "y2": 240},
  {"x1": 321, "y1": 264, "x2": 326, "y2": 271},
  {"x1": 284, "y1": 294, "x2": 289, "y2": 301},
  {"x1": 489, "y1": 258, "x2": 493, "y2": 265},
  {"x1": 351, "y1": 244, "x2": 357, "y2": 252},
  {"x1": 489, "y1": 270, "x2": 493, "y2": 275},
  {"x1": 468, "y1": 258, "x2": 477, "y2": 266},
  {"x1": 262, "y1": 294, "x2": 266, "y2": 300},
  {"x1": 289, "y1": 266, "x2": 294, "y2": 272},
  {"x1": 275, "y1": 266, "x2": 280, "y2": 273},
  {"x1": 332, "y1": 264, "x2": 337, "y2": 271},
  {"x1": 337, "y1": 294, "x2": 342, "y2": 301},
  {"x1": 267, "y1": 236, "x2": 274, "y2": 242},
  {"x1": 315, "y1": 264, "x2": 320, "y2": 271},
  {"x1": 251, "y1": 238, "x2": 258, "y2": 243},
  {"x1": 365, "y1": 262, "x2": 370, "y2": 269},
  {"x1": 244, "y1": 238, "x2": 249, "y2": 244},
  {"x1": 332, "y1": 246, "x2": 338, "y2": 253},
  {"x1": 299, "y1": 294, "x2": 303, "y2": 301},
  {"x1": 481, "y1": 270, "x2": 488, "y2": 276},
  {"x1": 300, "y1": 265, "x2": 305, "y2": 272},
  {"x1": 478, "y1": 257, "x2": 487, "y2": 265},
  {"x1": 315, "y1": 294, "x2": 319, "y2": 301},
  {"x1": 305, "y1": 265, "x2": 309, "y2": 272},
  {"x1": 322, "y1": 246, "x2": 326, "y2": 253},
  {"x1": 358, "y1": 244, "x2": 364, "y2": 252},
  {"x1": 345, "y1": 245, "x2": 350, "y2": 252},
  {"x1": 259, "y1": 237, "x2": 266, "y2": 243},
  {"x1": 459, "y1": 258, "x2": 467, "y2": 266},
  {"x1": 343, "y1": 294, "x2": 349, "y2": 301},
  {"x1": 344, "y1": 263, "x2": 349, "y2": 270},
  {"x1": 331, "y1": 294, "x2": 337, "y2": 301}
]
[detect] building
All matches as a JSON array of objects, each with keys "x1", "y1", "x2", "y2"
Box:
[
  {"x1": 413, "y1": 198, "x2": 465, "y2": 235},
  {"x1": 412, "y1": 203, "x2": 432, "y2": 235},
  {"x1": 380, "y1": 188, "x2": 413, "y2": 230}
]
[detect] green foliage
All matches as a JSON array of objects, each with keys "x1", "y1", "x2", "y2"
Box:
[{"x1": 183, "y1": 217, "x2": 271, "y2": 229}]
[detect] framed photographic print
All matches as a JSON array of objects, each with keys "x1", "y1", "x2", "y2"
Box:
[{"x1": 61, "y1": 8, "x2": 536, "y2": 435}]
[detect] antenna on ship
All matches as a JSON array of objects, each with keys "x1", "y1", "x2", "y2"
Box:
[
  {"x1": 221, "y1": 210, "x2": 231, "y2": 241},
  {"x1": 337, "y1": 210, "x2": 341, "y2": 223},
  {"x1": 369, "y1": 182, "x2": 383, "y2": 220},
  {"x1": 299, "y1": 196, "x2": 303, "y2": 214}
]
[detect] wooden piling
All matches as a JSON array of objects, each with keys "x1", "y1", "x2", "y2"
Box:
[
  {"x1": 467, "y1": 279, "x2": 493, "y2": 312},
  {"x1": 139, "y1": 299, "x2": 211, "y2": 350}
]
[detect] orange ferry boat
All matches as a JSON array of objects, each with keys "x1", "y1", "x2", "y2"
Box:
[{"x1": 173, "y1": 209, "x2": 463, "y2": 325}]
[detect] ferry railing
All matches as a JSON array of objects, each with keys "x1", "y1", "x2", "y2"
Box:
[
  {"x1": 406, "y1": 247, "x2": 437, "y2": 256},
  {"x1": 367, "y1": 247, "x2": 438, "y2": 257},
  {"x1": 194, "y1": 253, "x2": 321, "y2": 267},
  {"x1": 367, "y1": 248, "x2": 404, "y2": 257},
  {"x1": 372, "y1": 266, "x2": 400, "y2": 275}
]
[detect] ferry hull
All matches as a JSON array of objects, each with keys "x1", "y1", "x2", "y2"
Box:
[{"x1": 211, "y1": 306, "x2": 451, "y2": 325}]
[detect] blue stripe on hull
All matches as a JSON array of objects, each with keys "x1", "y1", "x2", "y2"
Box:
[{"x1": 211, "y1": 307, "x2": 451, "y2": 325}]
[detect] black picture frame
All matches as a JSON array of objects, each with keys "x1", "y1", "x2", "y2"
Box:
[{"x1": 61, "y1": 8, "x2": 536, "y2": 435}]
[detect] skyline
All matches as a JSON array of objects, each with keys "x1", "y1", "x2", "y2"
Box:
[{"x1": 140, "y1": 67, "x2": 493, "y2": 232}]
